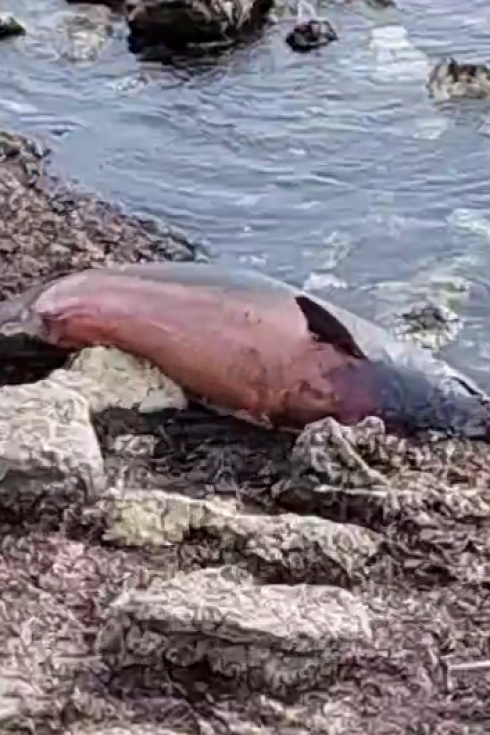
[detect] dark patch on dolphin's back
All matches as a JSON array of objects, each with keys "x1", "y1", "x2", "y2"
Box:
[{"x1": 295, "y1": 294, "x2": 366, "y2": 359}]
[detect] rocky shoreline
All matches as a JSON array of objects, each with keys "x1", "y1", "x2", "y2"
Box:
[{"x1": 0, "y1": 130, "x2": 489, "y2": 734}]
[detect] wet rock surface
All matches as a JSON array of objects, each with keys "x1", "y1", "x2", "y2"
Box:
[
  {"x1": 0, "y1": 15, "x2": 26, "y2": 41},
  {"x1": 126, "y1": 0, "x2": 274, "y2": 51},
  {"x1": 0, "y1": 131, "x2": 490, "y2": 734}
]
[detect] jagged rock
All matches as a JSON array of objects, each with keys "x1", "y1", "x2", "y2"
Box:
[
  {"x1": 291, "y1": 416, "x2": 392, "y2": 488},
  {"x1": 97, "y1": 565, "x2": 372, "y2": 697},
  {"x1": 67, "y1": 346, "x2": 188, "y2": 414},
  {"x1": 125, "y1": 0, "x2": 274, "y2": 50},
  {"x1": 0, "y1": 374, "x2": 105, "y2": 518},
  {"x1": 90, "y1": 487, "x2": 380, "y2": 584}
]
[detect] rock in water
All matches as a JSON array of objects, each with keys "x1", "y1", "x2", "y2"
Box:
[
  {"x1": 125, "y1": 0, "x2": 274, "y2": 51},
  {"x1": 286, "y1": 18, "x2": 337, "y2": 52},
  {"x1": 0, "y1": 15, "x2": 26, "y2": 41},
  {"x1": 427, "y1": 58, "x2": 490, "y2": 102}
]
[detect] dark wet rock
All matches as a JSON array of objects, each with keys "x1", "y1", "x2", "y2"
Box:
[
  {"x1": 125, "y1": 0, "x2": 274, "y2": 51},
  {"x1": 364, "y1": 0, "x2": 395, "y2": 7},
  {"x1": 65, "y1": 0, "x2": 125, "y2": 8},
  {"x1": 285, "y1": 18, "x2": 337, "y2": 53},
  {"x1": 0, "y1": 15, "x2": 26, "y2": 40},
  {"x1": 428, "y1": 57, "x2": 490, "y2": 101},
  {"x1": 82, "y1": 487, "x2": 381, "y2": 584},
  {"x1": 96, "y1": 565, "x2": 372, "y2": 697}
]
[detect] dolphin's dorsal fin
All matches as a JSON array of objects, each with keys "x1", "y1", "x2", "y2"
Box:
[{"x1": 295, "y1": 294, "x2": 366, "y2": 359}]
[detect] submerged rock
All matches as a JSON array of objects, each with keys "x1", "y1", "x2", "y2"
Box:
[
  {"x1": 56, "y1": 5, "x2": 114, "y2": 63},
  {"x1": 0, "y1": 15, "x2": 26, "y2": 40},
  {"x1": 396, "y1": 300, "x2": 461, "y2": 352},
  {"x1": 427, "y1": 58, "x2": 490, "y2": 101},
  {"x1": 125, "y1": 0, "x2": 274, "y2": 50},
  {"x1": 97, "y1": 565, "x2": 372, "y2": 696}
]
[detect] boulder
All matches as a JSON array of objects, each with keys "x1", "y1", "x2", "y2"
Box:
[
  {"x1": 125, "y1": 0, "x2": 274, "y2": 50},
  {"x1": 97, "y1": 565, "x2": 372, "y2": 697},
  {"x1": 0, "y1": 373, "x2": 105, "y2": 521},
  {"x1": 89, "y1": 486, "x2": 381, "y2": 584}
]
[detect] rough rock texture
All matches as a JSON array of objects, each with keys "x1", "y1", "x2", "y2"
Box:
[
  {"x1": 1, "y1": 400, "x2": 490, "y2": 731},
  {"x1": 0, "y1": 374, "x2": 105, "y2": 521},
  {"x1": 68, "y1": 346, "x2": 188, "y2": 414},
  {"x1": 84, "y1": 487, "x2": 380, "y2": 584},
  {"x1": 125, "y1": 0, "x2": 274, "y2": 50},
  {"x1": 96, "y1": 565, "x2": 372, "y2": 697}
]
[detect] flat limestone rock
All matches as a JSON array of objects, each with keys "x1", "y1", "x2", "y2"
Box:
[
  {"x1": 94, "y1": 488, "x2": 380, "y2": 583},
  {"x1": 0, "y1": 373, "x2": 105, "y2": 516},
  {"x1": 67, "y1": 346, "x2": 188, "y2": 414},
  {"x1": 97, "y1": 565, "x2": 372, "y2": 697}
]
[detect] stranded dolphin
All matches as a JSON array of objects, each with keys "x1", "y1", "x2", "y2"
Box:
[{"x1": 0, "y1": 260, "x2": 489, "y2": 441}]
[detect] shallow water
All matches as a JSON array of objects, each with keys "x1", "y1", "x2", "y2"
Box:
[{"x1": 3, "y1": 0, "x2": 490, "y2": 384}]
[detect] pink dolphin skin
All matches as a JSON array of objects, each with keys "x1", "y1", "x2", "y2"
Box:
[
  {"x1": 1, "y1": 261, "x2": 490, "y2": 439},
  {"x1": 4, "y1": 262, "x2": 374, "y2": 430}
]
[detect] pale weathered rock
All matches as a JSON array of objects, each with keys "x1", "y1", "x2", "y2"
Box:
[
  {"x1": 93, "y1": 487, "x2": 380, "y2": 583},
  {"x1": 97, "y1": 565, "x2": 371, "y2": 696},
  {"x1": 67, "y1": 346, "x2": 188, "y2": 414},
  {"x1": 125, "y1": 0, "x2": 274, "y2": 50},
  {"x1": 0, "y1": 374, "x2": 105, "y2": 515}
]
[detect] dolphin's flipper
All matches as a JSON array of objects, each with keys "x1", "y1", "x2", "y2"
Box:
[{"x1": 295, "y1": 294, "x2": 366, "y2": 359}]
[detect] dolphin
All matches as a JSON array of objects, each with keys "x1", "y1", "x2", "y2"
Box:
[{"x1": 0, "y1": 261, "x2": 489, "y2": 441}]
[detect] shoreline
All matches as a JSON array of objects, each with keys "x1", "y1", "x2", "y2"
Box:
[{"x1": 0, "y1": 128, "x2": 201, "y2": 385}]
